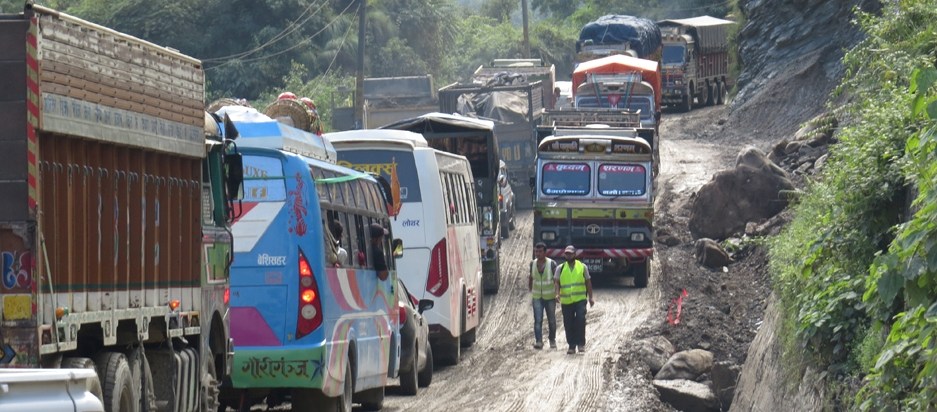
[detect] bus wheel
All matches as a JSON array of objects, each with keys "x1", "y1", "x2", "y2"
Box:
[
  {"x1": 356, "y1": 385, "x2": 384, "y2": 411},
  {"x1": 95, "y1": 352, "x2": 139, "y2": 412},
  {"x1": 632, "y1": 261, "x2": 650, "y2": 288}
]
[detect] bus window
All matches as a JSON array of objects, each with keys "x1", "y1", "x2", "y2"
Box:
[{"x1": 243, "y1": 155, "x2": 286, "y2": 202}]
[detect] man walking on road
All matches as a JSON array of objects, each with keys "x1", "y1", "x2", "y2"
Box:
[
  {"x1": 530, "y1": 242, "x2": 558, "y2": 349},
  {"x1": 554, "y1": 245, "x2": 594, "y2": 355}
]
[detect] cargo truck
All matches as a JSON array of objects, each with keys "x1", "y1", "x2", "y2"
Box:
[
  {"x1": 575, "y1": 15, "x2": 662, "y2": 64},
  {"x1": 472, "y1": 59, "x2": 556, "y2": 109},
  {"x1": 657, "y1": 16, "x2": 735, "y2": 112},
  {"x1": 0, "y1": 5, "x2": 242, "y2": 411},
  {"x1": 438, "y1": 80, "x2": 544, "y2": 212}
]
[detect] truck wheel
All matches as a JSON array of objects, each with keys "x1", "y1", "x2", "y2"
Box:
[
  {"x1": 356, "y1": 385, "x2": 384, "y2": 411},
  {"x1": 632, "y1": 261, "x2": 650, "y2": 288},
  {"x1": 501, "y1": 219, "x2": 510, "y2": 239},
  {"x1": 717, "y1": 81, "x2": 727, "y2": 105},
  {"x1": 61, "y1": 357, "x2": 104, "y2": 401},
  {"x1": 705, "y1": 83, "x2": 714, "y2": 106},
  {"x1": 509, "y1": 204, "x2": 516, "y2": 230},
  {"x1": 418, "y1": 342, "x2": 434, "y2": 388},
  {"x1": 681, "y1": 91, "x2": 692, "y2": 113},
  {"x1": 95, "y1": 352, "x2": 139, "y2": 412}
]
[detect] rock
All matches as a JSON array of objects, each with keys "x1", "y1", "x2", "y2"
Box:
[
  {"x1": 784, "y1": 140, "x2": 804, "y2": 154},
  {"x1": 659, "y1": 235, "x2": 682, "y2": 247},
  {"x1": 655, "y1": 349, "x2": 715, "y2": 381},
  {"x1": 712, "y1": 361, "x2": 742, "y2": 410},
  {"x1": 653, "y1": 379, "x2": 720, "y2": 412},
  {"x1": 688, "y1": 147, "x2": 794, "y2": 239},
  {"x1": 695, "y1": 238, "x2": 733, "y2": 269},
  {"x1": 814, "y1": 153, "x2": 829, "y2": 171},
  {"x1": 637, "y1": 336, "x2": 676, "y2": 375}
]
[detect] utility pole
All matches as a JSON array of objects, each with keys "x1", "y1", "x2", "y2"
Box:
[
  {"x1": 355, "y1": 0, "x2": 366, "y2": 128},
  {"x1": 521, "y1": 0, "x2": 530, "y2": 58}
]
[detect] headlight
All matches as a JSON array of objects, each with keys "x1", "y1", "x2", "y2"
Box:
[
  {"x1": 630, "y1": 233, "x2": 645, "y2": 242},
  {"x1": 542, "y1": 231, "x2": 556, "y2": 241}
]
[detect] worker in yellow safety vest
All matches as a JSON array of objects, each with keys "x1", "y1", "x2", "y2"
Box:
[
  {"x1": 554, "y1": 245, "x2": 594, "y2": 355},
  {"x1": 530, "y1": 242, "x2": 558, "y2": 350}
]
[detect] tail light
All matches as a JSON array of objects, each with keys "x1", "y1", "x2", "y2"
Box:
[
  {"x1": 224, "y1": 287, "x2": 230, "y2": 305},
  {"x1": 398, "y1": 301, "x2": 407, "y2": 326},
  {"x1": 499, "y1": 193, "x2": 504, "y2": 208},
  {"x1": 426, "y1": 238, "x2": 449, "y2": 297},
  {"x1": 296, "y1": 249, "x2": 322, "y2": 339}
]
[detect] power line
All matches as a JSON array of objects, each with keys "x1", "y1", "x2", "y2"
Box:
[
  {"x1": 312, "y1": 5, "x2": 359, "y2": 96},
  {"x1": 205, "y1": 1, "x2": 357, "y2": 71}
]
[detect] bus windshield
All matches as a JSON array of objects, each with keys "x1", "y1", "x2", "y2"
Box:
[
  {"x1": 242, "y1": 155, "x2": 287, "y2": 202},
  {"x1": 336, "y1": 150, "x2": 422, "y2": 203},
  {"x1": 598, "y1": 163, "x2": 646, "y2": 196},
  {"x1": 541, "y1": 162, "x2": 591, "y2": 195}
]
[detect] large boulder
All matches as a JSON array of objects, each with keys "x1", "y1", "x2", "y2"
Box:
[
  {"x1": 689, "y1": 147, "x2": 794, "y2": 240},
  {"x1": 653, "y1": 379, "x2": 720, "y2": 412},
  {"x1": 655, "y1": 349, "x2": 714, "y2": 381},
  {"x1": 636, "y1": 336, "x2": 676, "y2": 375},
  {"x1": 695, "y1": 238, "x2": 733, "y2": 269}
]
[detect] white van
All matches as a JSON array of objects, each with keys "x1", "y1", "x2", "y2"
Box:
[{"x1": 327, "y1": 129, "x2": 483, "y2": 366}]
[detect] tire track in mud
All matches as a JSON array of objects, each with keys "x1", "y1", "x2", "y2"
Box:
[{"x1": 383, "y1": 210, "x2": 661, "y2": 411}]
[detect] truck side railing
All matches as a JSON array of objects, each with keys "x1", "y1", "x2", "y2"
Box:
[{"x1": 541, "y1": 109, "x2": 641, "y2": 128}]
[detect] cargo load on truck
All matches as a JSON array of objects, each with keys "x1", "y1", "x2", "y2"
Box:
[
  {"x1": 472, "y1": 59, "x2": 557, "y2": 109},
  {"x1": 576, "y1": 15, "x2": 662, "y2": 63},
  {"x1": 657, "y1": 16, "x2": 735, "y2": 111},
  {"x1": 0, "y1": 5, "x2": 242, "y2": 411},
  {"x1": 438, "y1": 79, "x2": 544, "y2": 210}
]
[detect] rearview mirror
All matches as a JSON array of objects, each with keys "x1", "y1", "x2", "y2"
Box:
[
  {"x1": 392, "y1": 238, "x2": 404, "y2": 258},
  {"x1": 418, "y1": 299, "x2": 434, "y2": 314},
  {"x1": 225, "y1": 152, "x2": 243, "y2": 200}
]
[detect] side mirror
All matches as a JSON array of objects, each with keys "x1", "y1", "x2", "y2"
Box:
[
  {"x1": 418, "y1": 299, "x2": 434, "y2": 314},
  {"x1": 392, "y1": 238, "x2": 404, "y2": 258},
  {"x1": 225, "y1": 152, "x2": 243, "y2": 200},
  {"x1": 529, "y1": 176, "x2": 536, "y2": 189}
]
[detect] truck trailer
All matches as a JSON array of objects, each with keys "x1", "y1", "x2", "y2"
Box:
[
  {"x1": 0, "y1": 5, "x2": 242, "y2": 411},
  {"x1": 658, "y1": 16, "x2": 735, "y2": 112}
]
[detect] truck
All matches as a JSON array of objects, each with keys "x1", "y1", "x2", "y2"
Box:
[
  {"x1": 364, "y1": 75, "x2": 438, "y2": 129},
  {"x1": 533, "y1": 128, "x2": 655, "y2": 288},
  {"x1": 472, "y1": 59, "x2": 556, "y2": 109},
  {"x1": 0, "y1": 369, "x2": 105, "y2": 411},
  {"x1": 563, "y1": 54, "x2": 661, "y2": 176},
  {"x1": 438, "y1": 80, "x2": 544, "y2": 212},
  {"x1": 575, "y1": 15, "x2": 662, "y2": 64},
  {"x1": 657, "y1": 16, "x2": 735, "y2": 112},
  {"x1": 0, "y1": 4, "x2": 242, "y2": 411}
]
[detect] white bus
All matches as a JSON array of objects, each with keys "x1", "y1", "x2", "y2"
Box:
[{"x1": 327, "y1": 129, "x2": 483, "y2": 366}]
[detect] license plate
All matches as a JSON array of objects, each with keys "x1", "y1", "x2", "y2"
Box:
[{"x1": 582, "y1": 258, "x2": 603, "y2": 273}]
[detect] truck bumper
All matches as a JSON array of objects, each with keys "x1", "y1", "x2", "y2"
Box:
[{"x1": 547, "y1": 247, "x2": 653, "y2": 274}]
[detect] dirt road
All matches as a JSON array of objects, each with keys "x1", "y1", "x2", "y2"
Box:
[{"x1": 381, "y1": 105, "x2": 733, "y2": 412}]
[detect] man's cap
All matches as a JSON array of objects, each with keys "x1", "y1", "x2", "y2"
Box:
[
  {"x1": 370, "y1": 223, "x2": 388, "y2": 238},
  {"x1": 564, "y1": 245, "x2": 576, "y2": 254}
]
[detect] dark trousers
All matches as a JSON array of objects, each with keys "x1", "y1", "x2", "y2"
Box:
[{"x1": 561, "y1": 299, "x2": 587, "y2": 347}]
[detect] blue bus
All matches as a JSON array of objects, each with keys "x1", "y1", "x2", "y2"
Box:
[{"x1": 216, "y1": 106, "x2": 399, "y2": 411}]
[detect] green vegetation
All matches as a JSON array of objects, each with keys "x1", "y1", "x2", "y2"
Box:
[
  {"x1": 769, "y1": 1, "x2": 937, "y2": 409},
  {"x1": 1, "y1": 0, "x2": 731, "y2": 109}
]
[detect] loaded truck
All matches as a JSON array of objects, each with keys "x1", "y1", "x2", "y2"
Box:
[
  {"x1": 472, "y1": 59, "x2": 556, "y2": 109},
  {"x1": 575, "y1": 15, "x2": 662, "y2": 64},
  {"x1": 438, "y1": 80, "x2": 544, "y2": 211},
  {"x1": 0, "y1": 4, "x2": 242, "y2": 411},
  {"x1": 657, "y1": 16, "x2": 735, "y2": 112},
  {"x1": 364, "y1": 75, "x2": 438, "y2": 129}
]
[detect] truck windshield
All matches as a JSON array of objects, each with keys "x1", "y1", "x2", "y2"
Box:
[
  {"x1": 598, "y1": 163, "x2": 646, "y2": 196},
  {"x1": 662, "y1": 45, "x2": 686, "y2": 65},
  {"x1": 575, "y1": 95, "x2": 653, "y2": 119},
  {"x1": 540, "y1": 162, "x2": 591, "y2": 195}
]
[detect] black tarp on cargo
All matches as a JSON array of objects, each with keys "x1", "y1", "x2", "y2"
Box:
[{"x1": 578, "y1": 15, "x2": 662, "y2": 59}]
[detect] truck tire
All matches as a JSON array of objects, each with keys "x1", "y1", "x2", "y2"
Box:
[
  {"x1": 717, "y1": 81, "x2": 727, "y2": 105},
  {"x1": 61, "y1": 357, "x2": 104, "y2": 401},
  {"x1": 632, "y1": 261, "x2": 650, "y2": 288},
  {"x1": 356, "y1": 385, "x2": 384, "y2": 411},
  {"x1": 705, "y1": 83, "x2": 714, "y2": 106},
  {"x1": 681, "y1": 88, "x2": 693, "y2": 112},
  {"x1": 95, "y1": 352, "x2": 139, "y2": 412}
]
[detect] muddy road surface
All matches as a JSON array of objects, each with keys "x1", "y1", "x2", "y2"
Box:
[{"x1": 245, "y1": 105, "x2": 732, "y2": 412}]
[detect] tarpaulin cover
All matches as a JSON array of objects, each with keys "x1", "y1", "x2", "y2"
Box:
[
  {"x1": 579, "y1": 15, "x2": 662, "y2": 59},
  {"x1": 572, "y1": 55, "x2": 661, "y2": 110},
  {"x1": 454, "y1": 73, "x2": 531, "y2": 125}
]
